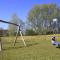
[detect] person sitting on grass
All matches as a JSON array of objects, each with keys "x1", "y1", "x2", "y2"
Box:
[{"x1": 51, "y1": 36, "x2": 60, "y2": 48}]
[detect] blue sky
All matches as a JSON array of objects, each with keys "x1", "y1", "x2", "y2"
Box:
[{"x1": 0, "y1": 0, "x2": 60, "y2": 29}]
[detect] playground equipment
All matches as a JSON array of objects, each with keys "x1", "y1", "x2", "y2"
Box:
[
  {"x1": 0, "y1": 38, "x2": 2, "y2": 51},
  {"x1": 0, "y1": 20, "x2": 26, "y2": 51}
]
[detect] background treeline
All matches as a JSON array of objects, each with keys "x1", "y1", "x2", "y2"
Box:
[{"x1": 0, "y1": 4, "x2": 60, "y2": 36}]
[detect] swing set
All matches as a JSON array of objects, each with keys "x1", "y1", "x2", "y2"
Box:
[{"x1": 0, "y1": 20, "x2": 26, "y2": 51}]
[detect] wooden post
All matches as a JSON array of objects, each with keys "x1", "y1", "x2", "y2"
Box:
[{"x1": 0, "y1": 37, "x2": 2, "y2": 51}]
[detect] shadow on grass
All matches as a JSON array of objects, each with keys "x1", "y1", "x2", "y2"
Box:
[
  {"x1": 2, "y1": 46, "x2": 23, "y2": 51},
  {"x1": 2, "y1": 42, "x2": 21, "y2": 44},
  {"x1": 26, "y1": 42, "x2": 38, "y2": 47},
  {"x1": 56, "y1": 47, "x2": 60, "y2": 49},
  {"x1": 2, "y1": 42, "x2": 39, "y2": 51}
]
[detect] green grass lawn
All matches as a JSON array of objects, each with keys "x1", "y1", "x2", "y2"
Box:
[{"x1": 0, "y1": 34, "x2": 60, "y2": 60}]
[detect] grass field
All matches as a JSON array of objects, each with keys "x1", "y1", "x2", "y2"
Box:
[{"x1": 0, "y1": 34, "x2": 60, "y2": 60}]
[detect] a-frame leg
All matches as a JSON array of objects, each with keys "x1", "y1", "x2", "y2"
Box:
[
  {"x1": 14, "y1": 26, "x2": 19, "y2": 47},
  {"x1": 14, "y1": 25, "x2": 26, "y2": 47},
  {"x1": 19, "y1": 31, "x2": 26, "y2": 46}
]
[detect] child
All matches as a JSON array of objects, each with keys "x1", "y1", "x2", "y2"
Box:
[{"x1": 51, "y1": 36, "x2": 60, "y2": 48}]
